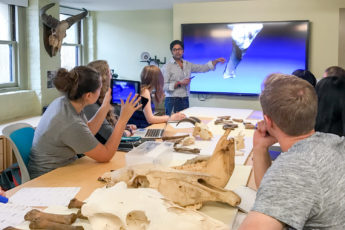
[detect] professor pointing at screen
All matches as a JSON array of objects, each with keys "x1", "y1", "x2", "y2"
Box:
[{"x1": 162, "y1": 40, "x2": 225, "y2": 115}]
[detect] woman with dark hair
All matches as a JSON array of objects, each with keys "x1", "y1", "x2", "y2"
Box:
[
  {"x1": 28, "y1": 66, "x2": 141, "y2": 178},
  {"x1": 292, "y1": 69, "x2": 317, "y2": 87},
  {"x1": 128, "y1": 65, "x2": 185, "y2": 127},
  {"x1": 315, "y1": 76, "x2": 345, "y2": 136},
  {"x1": 84, "y1": 60, "x2": 136, "y2": 144}
]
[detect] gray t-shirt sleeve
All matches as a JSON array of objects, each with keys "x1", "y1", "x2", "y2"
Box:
[
  {"x1": 252, "y1": 156, "x2": 320, "y2": 230},
  {"x1": 84, "y1": 104, "x2": 114, "y2": 141},
  {"x1": 60, "y1": 121, "x2": 99, "y2": 154}
]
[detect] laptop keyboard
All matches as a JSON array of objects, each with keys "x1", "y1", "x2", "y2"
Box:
[{"x1": 145, "y1": 129, "x2": 163, "y2": 138}]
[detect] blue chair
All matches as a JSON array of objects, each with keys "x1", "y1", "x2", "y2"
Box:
[{"x1": 2, "y1": 123, "x2": 35, "y2": 184}]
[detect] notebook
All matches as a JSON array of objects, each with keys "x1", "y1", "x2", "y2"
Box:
[{"x1": 132, "y1": 122, "x2": 167, "y2": 140}]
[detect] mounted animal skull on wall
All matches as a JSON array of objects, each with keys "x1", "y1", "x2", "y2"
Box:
[{"x1": 40, "y1": 3, "x2": 88, "y2": 57}]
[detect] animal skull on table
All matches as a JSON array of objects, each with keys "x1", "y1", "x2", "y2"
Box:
[
  {"x1": 82, "y1": 182, "x2": 230, "y2": 230},
  {"x1": 40, "y1": 3, "x2": 88, "y2": 57}
]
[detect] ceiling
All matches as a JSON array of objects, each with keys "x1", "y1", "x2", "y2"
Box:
[{"x1": 57, "y1": 0, "x2": 237, "y2": 11}]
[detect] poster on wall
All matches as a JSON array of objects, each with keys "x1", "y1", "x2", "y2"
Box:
[{"x1": 47, "y1": 70, "x2": 56, "y2": 88}]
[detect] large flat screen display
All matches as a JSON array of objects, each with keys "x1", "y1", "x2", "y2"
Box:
[{"x1": 182, "y1": 21, "x2": 309, "y2": 95}]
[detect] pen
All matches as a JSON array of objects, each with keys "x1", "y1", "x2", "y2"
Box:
[{"x1": 0, "y1": 194, "x2": 8, "y2": 204}]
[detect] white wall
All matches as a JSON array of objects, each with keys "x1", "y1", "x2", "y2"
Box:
[
  {"x1": 173, "y1": 0, "x2": 345, "y2": 110},
  {"x1": 339, "y1": 8, "x2": 345, "y2": 67},
  {"x1": 95, "y1": 9, "x2": 173, "y2": 81}
]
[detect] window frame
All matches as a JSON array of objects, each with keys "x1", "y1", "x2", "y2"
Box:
[
  {"x1": 0, "y1": 4, "x2": 19, "y2": 89},
  {"x1": 60, "y1": 10, "x2": 84, "y2": 68}
]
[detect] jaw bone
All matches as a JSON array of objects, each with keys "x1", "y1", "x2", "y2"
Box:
[
  {"x1": 82, "y1": 182, "x2": 230, "y2": 230},
  {"x1": 99, "y1": 164, "x2": 240, "y2": 210}
]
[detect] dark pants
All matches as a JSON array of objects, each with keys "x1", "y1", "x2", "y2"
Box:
[{"x1": 165, "y1": 97, "x2": 189, "y2": 115}]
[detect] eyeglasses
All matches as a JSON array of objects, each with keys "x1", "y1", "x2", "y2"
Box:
[{"x1": 172, "y1": 48, "x2": 183, "y2": 52}]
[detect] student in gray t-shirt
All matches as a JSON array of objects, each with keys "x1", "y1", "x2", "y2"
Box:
[
  {"x1": 239, "y1": 74, "x2": 345, "y2": 229},
  {"x1": 28, "y1": 66, "x2": 141, "y2": 179}
]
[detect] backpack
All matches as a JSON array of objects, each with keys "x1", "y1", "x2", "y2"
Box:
[{"x1": 0, "y1": 163, "x2": 21, "y2": 190}]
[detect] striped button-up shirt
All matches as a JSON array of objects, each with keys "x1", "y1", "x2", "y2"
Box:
[{"x1": 162, "y1": 58, "x2": 214, "y2": 97}]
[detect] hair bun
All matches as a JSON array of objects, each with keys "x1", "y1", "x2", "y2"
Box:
[{"x1": 54, "y1": 68, "x2": 74, "y2": 93}]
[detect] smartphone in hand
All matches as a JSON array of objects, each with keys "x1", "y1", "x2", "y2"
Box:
[{"x1": 141, "y1": 97, "x2": 149, "y2": 109}]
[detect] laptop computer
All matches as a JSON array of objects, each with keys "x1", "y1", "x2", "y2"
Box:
[{"x1": 132, "y1": 122, "x2": 168, "y2": 140}]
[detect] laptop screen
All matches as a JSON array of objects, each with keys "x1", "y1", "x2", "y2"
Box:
[{"x1": 111, "y1": 79, "x2": 141, "y2": 104}]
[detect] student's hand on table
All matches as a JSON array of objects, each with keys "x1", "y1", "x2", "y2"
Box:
[
  {"x1": 123, "y1": 130, "x2": 132, "y2": 137},
  {"x1": 253, "y1": 120, "x2": 277, "y2": 151},
  {"x1": 170, "y1": 112, "x2": 186, "y2": 121},
  {"x1": 119, "y1": 93, "x2": 142, "y2": 122},
  {"x1": 124, "y1": 124, "x2": 137, "y2": 136},
  {"x1": 127, "y1": 124, "x2": 137, "y2": 131}
]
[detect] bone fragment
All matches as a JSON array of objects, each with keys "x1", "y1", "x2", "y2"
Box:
[
  {"x1": 181, "y1": 136, "x2": 195, "y2": 146},
  {"x1": 68, "y1": 198, "x2": 85, "y2": 209},
  {"x1": 29, "y1": 217, "x2": 84, "y2": 230},
  {"x1": 217, "y1": 115, "x2": 231, "y2": 120},
  {"x1": 189, "y1": 116, "x2": 201, "y2": 123},
  {"x1": 223, "y1": 123, "x2": 238, "y2": 130},
  {"x1": 76, "y1": 210, "x2": 88, "y2": 220},
  {"x1": 162, "y1": 134, "x2": 189, "y2": 141},
  {"x1": 214, "y1": 119, "x2": 224, "y2": 124},
  {"x1": 174, "y1": 142, "x2": 200, "y2": 154},
  {"x1": 235, "y1": 131, "x2": 245, "y2": 150},
  {"x1": 245, "y1": 123, "x2": 256, "y2": 129},
  {"x1": 25, "y1": 209, "x2": 77, "y2": 225}
]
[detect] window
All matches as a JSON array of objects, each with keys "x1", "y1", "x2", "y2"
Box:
[
  {"x1": 0, "y1": 3, "x2": 17, "y2": 87},
  {"x1": 60, "y1": 13, "x2": 82, "y2": 70}
]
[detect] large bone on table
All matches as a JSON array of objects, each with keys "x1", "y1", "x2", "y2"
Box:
[
  {"x1": 25, "y1": 209, "x2": 77, "y2": 224},
  {"x1": 99, "y1": 164, "x2": 241, "y2": 209},
  {"x1": 174, "y1": 128, "x2": 235, "y2": 188},
  {"x1": 29, "y1": 217, "x2": 84, "y2": 230}
]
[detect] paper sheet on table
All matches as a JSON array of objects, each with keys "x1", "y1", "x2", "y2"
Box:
[
  {"x1": 10, "y1": 187, "x2": 80, "y2": 207},
  {"x1": 0, "y1": 203, "x2": 32, "y2": 229}
]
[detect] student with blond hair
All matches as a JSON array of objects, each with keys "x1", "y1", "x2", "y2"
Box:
[{"x1": 84, "y1": 60, "x2": 136, "y2": 143}]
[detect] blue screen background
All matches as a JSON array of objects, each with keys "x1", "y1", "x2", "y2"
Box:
[
  {"x1": 112, "y1": 81, "x2": 138, "y2": 104},
  {"x1": 182, "y1": 21, "x2": 309, "y2": 95}
]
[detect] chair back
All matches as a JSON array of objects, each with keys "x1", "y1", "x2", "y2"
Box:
[{"x1": 2, "y1": 123, "x2": 35, "y2": 183}]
